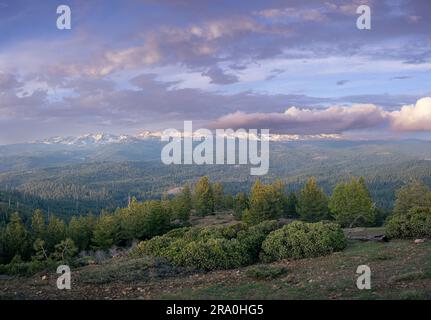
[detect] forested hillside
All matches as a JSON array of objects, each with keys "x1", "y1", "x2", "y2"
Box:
[
  {"x1": 2, "y1": 175, "x2": 430, "y2": 277},
  {"x1": 1, "y1": 140, "x2": 431, "y2": 218}
]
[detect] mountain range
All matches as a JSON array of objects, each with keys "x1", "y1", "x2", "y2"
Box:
[
  {"x1": 2, "y1": 128, "x2": 431, "y2": 219},
  {"x1": 35, "y1": 131, "x2": 344, "y2": 146}
]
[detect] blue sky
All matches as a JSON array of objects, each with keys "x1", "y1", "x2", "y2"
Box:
[{"x1": 0, "y1": 0, "x2": 431, "y2": 143}]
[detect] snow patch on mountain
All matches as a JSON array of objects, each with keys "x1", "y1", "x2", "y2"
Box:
[{"x1": 38, "y1": 131, "x2": 343, "y2": 145}]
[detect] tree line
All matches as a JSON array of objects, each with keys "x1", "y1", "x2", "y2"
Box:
[{"x1": 0, "y1": 175, "x2": 425, "y2": 268}]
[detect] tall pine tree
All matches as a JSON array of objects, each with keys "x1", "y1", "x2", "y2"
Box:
[
  {"x1": 393, "y1": 180, "x2": 431, "y2": 216},
  {"x1": 172, "y1": 183, "x2": 192, "y2": 223},
  {"x1": 329, "y1": 177, "x2": 375, "y2": 227},
  {"x1": 45, "y1": 215, "x2": 67, "y2": 252},
  {"x1": 297, "y1": 178, "x2": 329, "y2": 222},
  {"x1": 243, "y1": 180, "x2": 280, "y2": 225},
  {"x1": 233, "y1": 192, "x2": 248, "y2": 220},
  {"x1": 2, "y1": 212, "x2": 31, "y2": 262},
  {"x1": 193, "y1": 176, "x2": 214, "y2": 216},
  {"x1": 212, "y1": 182, "x2": 225, "y2": 212},
  {"x1": 31, "y1": 209, "x2": 46, "y2": 240}
]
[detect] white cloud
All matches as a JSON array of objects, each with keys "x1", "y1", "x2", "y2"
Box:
[
  {"x1": 389, "y1": 97, "x2": 431, "y2": 131},
  {"x1": 210, "y1": 97, "x2": 431, "y2": 134}
]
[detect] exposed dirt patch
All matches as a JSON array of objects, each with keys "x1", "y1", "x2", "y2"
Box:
[{"x1": 190, "y1": 212, "x2": 238, "y2": 227}]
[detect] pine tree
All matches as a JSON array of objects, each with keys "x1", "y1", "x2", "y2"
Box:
[
  {"x1": 117, "y1": 199, "x2": 172, "y2": 243},
  {"x1": 393, "y1": 180, "x2": 431, "y2": 216},
  {"x1": 243, "y1": 180, "x2": 280, "y2": 225},
  {"x1": 32, "y1": 238, "x2": 49, "y2": 261},
  {"x1": 51, "y1": 238, "x2": 78, "y2": 262},
  {"x1": 1, "y1": 228, "x2": 10, "y2": 264},
  {"x1": 45, "y1": 215, "x2": 67, "y2": 251},
  {"x1": 193, "y1": 176, "x2": 214, "y2": 216},
  {"x1": 272, "y1": 179, "x2": 288, "y2": 217},
  {"x1": 212, "y1": 182, "x2": 224, "y2": 212},
  {"x1": 329, "y1": 177, "x2": 375, "y2": 227},
  {"x1": 68, "y1": 216, "x2": 93, "y2": 251},
  {"x1": 233, "y1": 192, "x2": 248, "y2": 220},
  {"x1": 224, "y1": 194, "x2": 234, "y2": 210},
  {"x1": 172, "y1": 184, "x2": 192, "y2": 223},
  {"x1": 286, "y1": 192, "x2": 298, "y2": 218},
  {"x1": 2, "y1": 212, "x2": 31, "y2": 262},
  {"x1": 31, "y1": 209, "x2": 46, "y2": 240},
  {"x1": 139, "y1": 200, "x2": 171, "y2": 239},
  {"x1": 297, "y1": 178, "x2": 329, "y2": 222},
  {"x1": 92, "y1": 213, "x2": 118, "y2": 249},
  {"x1": 161, "y1": 192, "x2": 171, "y2": 213},
  {"x1": 118, "y1": 198, "x2": 139, "y2": 241}
]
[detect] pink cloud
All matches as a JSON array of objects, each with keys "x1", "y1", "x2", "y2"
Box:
[
  {"x1": 209, "y1": 104, "x2": 387, "y2": 134},
  {"x1": 389, "y1": 97, "x2": 431, "y2": 131}
]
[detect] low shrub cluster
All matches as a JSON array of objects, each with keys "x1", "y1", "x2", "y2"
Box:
[
  {"x1": 0, "y1": 256, "x2": 57, "y2": 276},
  {"x1": 260, "y1": 221, "x2": 346, "y2": 262},
  {"x1": 133, "y1": 220, "x2": 280, "y2": 270},
  {"x1": 385, "y1": 208, "x2": 431, "y2": 239},
  {"x1": 245, "y1": 265, "x2": 288, "y2": 280},
  {"x1": 134, "y1": 220, "x2": 346, "y2": 270}
]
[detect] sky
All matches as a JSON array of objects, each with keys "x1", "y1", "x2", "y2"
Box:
[{"x1": 0, "y1": 0, "x2": 431, "y2": 144}]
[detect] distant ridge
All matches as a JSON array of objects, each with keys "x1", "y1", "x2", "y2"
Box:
[{"x1": 37, "y1": 131, "x2": 344, "y2": 145}]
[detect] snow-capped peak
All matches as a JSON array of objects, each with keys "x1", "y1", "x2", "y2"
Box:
[
  {"x1": 38, "y1": 131, "x2": 344, "y2": 145},
  {"x1": 40, "y1": 133, "x2": 137, "y2": 145}
]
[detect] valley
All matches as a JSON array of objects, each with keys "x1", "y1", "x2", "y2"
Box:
[{"x1": 1, "y1": 138, "x2": 431, "y2": 220}]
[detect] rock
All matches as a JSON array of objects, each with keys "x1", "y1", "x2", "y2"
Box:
[
  {"x1": 41, "y1": 275, "x2": 48, "y2": 280},
  {"x1": 414, "y1": 239, "x2": 425, "y2": 244},
  {"x1": 349, "y1": 234, "x2": 388, "y2": 242}
]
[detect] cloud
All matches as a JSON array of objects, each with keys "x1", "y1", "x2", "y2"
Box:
[
  {"x1": 408, "y1": 15, "x2": 422, "y2": 23},
  {"x1": 0, "y1": 72, "x2": 21, "y2": 90},
  {"x1": 336, "y1": 80, "x2": 350, "y2": 86},
  {"x1": 255, "y1": 7, "x2": 327, "y2": 22},
  {"x1": 0, "y1": 89, "x2": 47, "y2": 118},
  {"x1": 391, "y1": 76, "x2": 412, "y2": 80},
  {"x1": 389, "y1": 97, "x2": 431, "y2": 131},
  {"x1": 202, "y1": 66, "x2": 239, "y2": 84},
  {"x1": 209, "y1": 104, "x2": 387, "y2": 134},
  {"x1": 1, "y1": 1, "x2": 431, "y2": 143},
  {"x1": 86, "y1": 16, "x2": 291, "y2": 75},
  {"x1": 1, "y1": 65, "x2": 428, "y2": 140},
  {"x1": 210, "y1": 97, "x2": 431, "y2": 134},
  {"x1": 324, "y1": 0, "x2": 375, "y2": 16}
]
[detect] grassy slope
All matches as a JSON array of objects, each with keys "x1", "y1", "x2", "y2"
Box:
[{"x1": 1, "y1": 232, "x2": 431, "y2": 300}]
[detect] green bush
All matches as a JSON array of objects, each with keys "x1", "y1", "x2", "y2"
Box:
[
  {"x1": 260, "y1": 221, "x2": 346, "y2": 262},
  {"x1": 385, "y1": 207, "x2": 431, "y2": 239},
  {"x1": 246, "y1": 265, "x2": 288, "y2": 280},
  {"x1": 133, "y1": 220, "x2": 280, "y2": 271},
  {"x1": 236, "y1": 220, "x2": 279, "y2": 264},
  {"x1": 0, "y1": 258, "x2": 57, "y2": 276},
  {"x1": 175, "y1": 238, "x2": 244, "y2": 270}
]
